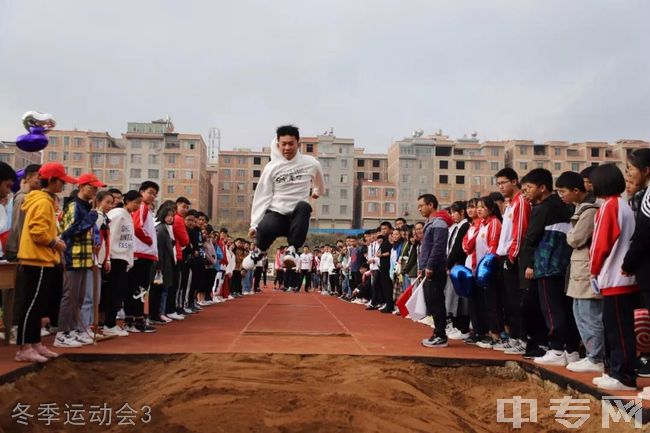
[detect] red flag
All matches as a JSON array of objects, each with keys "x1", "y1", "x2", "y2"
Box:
[{"x1": 396, "y1": 281, "x2": 416, "y2": 317}]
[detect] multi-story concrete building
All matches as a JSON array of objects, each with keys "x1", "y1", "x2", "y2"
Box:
[
  {"x1": 0, "y1": 141, "x2": 42, "y2": 170},
  {"x1": 354, "y1": 149, "x2": 389, "y2": 183},
  {"x1": 354, "y1": 180, "x2": 397, "y2": 228}
]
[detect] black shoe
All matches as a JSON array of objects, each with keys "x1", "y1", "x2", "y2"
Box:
[
  {"x1": 637, "y1": 357, "x2": 650, "y2": 377},
  {"x1": 380, "y1": 306, "x2": 393, "y2": 314},
  {"x1": 135, "y1": 321, "x2": 157, "y2": 333},
  {"x1": 464, "y1": 334, "x2": 481, "y2": 345},
  {"x1": 150, "y1": 318, "x2": 166, "y2": 325},
  {"x1": 421, "y1": 336, "x2": 448, "y2": 348},
  {"x1": 523, "y1": 346, "x2": 546, "y2": 359},
  {"x1": 366, "y1": 305, "x2": 378, "y2": 311}
]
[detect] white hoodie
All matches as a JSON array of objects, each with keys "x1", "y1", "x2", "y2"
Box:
[
  {"x1": 107, "y1": 207, "x2": 135, "y2": 269},
  {"x1": 250, "y1": 139, "x2": 325, "y2": 230},
  {"x1": 319, "y1": 252, "x2": 335, "y2": 273}
]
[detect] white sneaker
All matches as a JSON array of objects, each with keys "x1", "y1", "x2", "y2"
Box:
[
  {"x1": 566, "y1": 357, "x2": 604, "y2": 373},
  {"x1": 592, "y1": 374, "x2": 611, "y2": 386},
  {"x1": 167, "y1": 312, "x2": 185, "y2": 321},
  {"x1": 597, "y1": 376, "x2": 636, "y2": 391},
  {"x1": 492, "y1": 340, "x2": 513, "y2": 351},
  {"x1": 53, "y1": 332, "x2": 83, "y2": 348},
  {"x1": 503, "y1": 339, "x2": 527, "y2": 355},
  {"x1": 447, "y1": 330, "x2": 470, "y2": 340},
  {"x1": 160, "y1": 315, "x2": 173, "y2": 323},
  {"x1": 243, "y1": 292, "x2": 252, "y2": 296},
  {"x1": 418, "y1": 316, "x2": 434, "y2": 327},
  {"x1": 40, "y1": 327, "x2": 50, "y2": 337},
  {"x1": 72, "y1": 330, "x2": 93, "y2": 345},
  {"x1": 102, "y1": 325, "x2": 129, "y2": 337},
  {"x1": 282, "y1": 246, "x2": 298, "y2": 269},
  {"x1": 534, "y1": 350, "x2": 567, "y2": 366},
  {"x1": 638, "y1": 386, "x2": 650, "y2": 400},
  {"x1": 565, "y1": 351, "x2": 580, "y2": 364},
  {"x1": 227, "y1": 295, "x2": 235, "y2": 300}
]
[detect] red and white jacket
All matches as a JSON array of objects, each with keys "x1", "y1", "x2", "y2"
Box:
[
  {"x1": 133, "y1": 203, "x2": 158, "y2": 261},
  {"x1": 589, "y1": 196, "x2": 638, "y2": 296},
  {"x1": 463, "y1": 219, "x2": 482, "y2": 271},
  {"x1": 476, "y1": 216, "x2": 502, "y2": 264},
  {"x1": 496, "y1": 191, "x2": 530, "y2": 262}
]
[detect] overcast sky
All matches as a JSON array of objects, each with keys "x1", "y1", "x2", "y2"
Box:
[{"x1": 1, "y1": 0, "x2": 648, "y2": 153}]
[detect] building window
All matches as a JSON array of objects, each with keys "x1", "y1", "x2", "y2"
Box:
[
  {"x1": 220, "y1": 195, "x2": 229, "y2": 203},
  {"x1": 253, "y1": 170, "x2": 261, "y2": 177},
  {"x1": 519, "y1": 162, "x2": 528, "y2": 171},
  {"x1": 372, "y1": 160, "x2": 380, "y2": 168},
  {"x1": 457, "y1": 190, "x2": 465, "y2": 200},
  {"x1": 236, "y1": 210, "x2": 245, "y2": 218},
  {"x1": 73, "y1": 152, "x2": 82, "y2": 162},
  {"x1": 491, "y1": 148, "x2": 499, "y2": 157},
  {"x1": 253, "y1": 182, "x2": 257, "y2": 190},
  {"x1": 222, "y1": 182, "x2": 230, "y2": 191},
  {"x1": 357, "y1": 172, "x2": 365, "y2": 180},
  {"x1": 63, "y1": 152, "x2": 69, "y2": 161},
  {"x1": 571, "y1": 162, "x2": 580, "y2": 172},
  {"x1": 536, "y1": 162, "x2": 544, "y2": 168},
  {"x1": 321, "y1": 159, "x2": 330, "y2": 168},
  {"x1": 167, "y1": 170, "x2": 176, "y2": 179},
  {"x1": 554, "y1": 147, "x2": 562, "y2": 156},
  {"x1": 368, "y1": 188, "x2": 378, "y2": 197},
  {"x1": 367, "y1": 202, "x2": 378, "y2": 212},
  {"x1": 47, "y1": 151, "x2": 57, "y2": 160},
  {"x1": 340, "y1": 205, "x2": 348, "y2": 214},
  {"x1": 439, "y1": 160, "x2": 448, "y2": 169},
  {"x1": 341, "y1": 159, "x2": 348, "y2": 169},
  {"x1": 148, "y1": 169, "x2": 159, "y2": 178},
  {"x1": 306, "y1": 143, "x2": 314, "y2": 153},
  {"x1": 340, "y1": 189, "x2": 348, "y2": 199},
  {"x1": 519, "y1": 146, "x2": 528, "y2": 155},
  {"x1": 237, "y1": 183, "x2": 244, "y2": 191},
  {"x1": 237, "y1": 169, "x2": 245, "y2": 177},
  {"x1": 185, "y1": 156, "x2": 195, "y2": 165},
  {"x1": 357, "y1": 159, "x2": 365, "y2": 167},
  {"x1": 223, "y1": 156, "x2": 231, "y2": 163},
  {"x1": 149, "y1": 141, "x2": 160, "y2": 150},
  {"x1": 131, "y1": 139, "x2": 141, "y2": 148},
  {"x1": 473, "y1": 176, "x2": 481, "y2": 185},
  {"x1": 74, "y1": 137, "x2": 83, "y2": 147},
  {"x1": 384, "y1": 203, "x2": 395, "y2": 213},
  {"x1": 185, "y1": 171, "x2": 194, "y2": 180},
  {"x1": 490, "y1": 162, "x2": 499, "y2": 171},
  {"x1": 322, "y1": 189, "x2": 329, "y2": 197},
  {"x1": 456, "y1": 161, "x2": 465, "y2": 170},
  {"x1": 567, "y1": 149, "x2": 579, "y2": 157},
  {"x1": 419, "y1": 175, "x2": 427, "y2": 185},
  {"x1": 149, "y1": 155, "x2": 159, "y2": 164},
  {"x1": 167, "y1": 185, "x2": 174, "y2": 194},
  {"x1": 130, "y1": 169, "x2": 141, "y2": 178},
  {"x1": 322, "y1": 205, "x2": 329, "y2": 214},
  {"x1": 401, "y1": 174, "x2": 410, "y2": 183},
  {"x1": 440, "y1": 190, "x2": 449, "y2": 199},
  {"x1": 253, "y1": 157, "x2": 261, "y2": 165},
  {"x1": 237, "y1": 195, "x2": 245, "y2": 203},
  {"x1": 324, "y1": 174, "x2": 330, "y2": 184},
  {"x1": 73, "y1": 168, "x2": 82, "y2": 177},
  {"x1": 554, "y1": 162, "x2": 562, "y2": 171},
  {"x1": 474, "y1": 161, "x2": 481, "y2": 170},
  {"x1": 237, "y1": 156, "x2": 245, "y2": 165},
  {"x1": 167, "y1": 155, "x2": 176, "y2": 164},
  {"x1": 93, "y1": 139, "x2": 104, "y2": 150},
  {"x1": 222, "y1": 169, "x2": 231, "y2": 178},
  {"x1": 50, "y1": 136, "x2": 58, "y2": 145},
  {"x1": 385, "y1": 188, "x2": 395, "y2": 198},
  {"x1": 591, "y1": 148, "x2": 600, "y2": 157},
  {"x1": 110, "y1": 155, "x2": 121, "y2": 165},
  {"x1": 109, "y1": 170, "x2": 119, "y2": 181},
  {"x1": 131, "y1": 154, "x2": 142, "y2": 164},
  {"x1": 372, "y1": 172, "x2": 380, "y2": 181},
  {"x1": 439, "y1": 175, "x2": 448, "y2": 184},
  {"x1": 63, "y1": 136, "x2": 70, "y2": 146},
  {"x1": 456, "y1": 175, "x2": 465, "y2": 185},
  {"x1": 187, "y1": 141, "x2": 196, "y2": 150}
]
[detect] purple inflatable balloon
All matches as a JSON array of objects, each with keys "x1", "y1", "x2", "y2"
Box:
[
  {"x1": 12, "y1": 168, "x2": 25, "y2": 193},
  {"x1": 476, "y1": 253, "x2": 498, "y2": 289},
  {"x1": 17, "y1": 126, "x2": 49, "y2": 152},
  {"x1": 450, "y1": 265, "x2": 475, "y2": 297}
]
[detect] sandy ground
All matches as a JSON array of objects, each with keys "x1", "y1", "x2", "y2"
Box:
[{"x1": 0, "y1": 353, "x2": 642, "y2": 433}]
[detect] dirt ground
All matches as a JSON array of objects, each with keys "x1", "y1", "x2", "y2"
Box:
[{"x1": 0, "y1": 353, "x2": 643, "y2": 432}]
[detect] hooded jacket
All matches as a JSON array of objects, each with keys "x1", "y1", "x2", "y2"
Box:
[
  {"x1": 249, "y1": 139, "x2": 325, "y2": 230},
  {"x1": 107, "y1": 207, "x2": 135, "y2": 268},
  {"x1": 419, "y1": 214, "x2": 450, "y2": 273},
  {"x1": 18, "y1": 190, "x2": 60, "y2": 267},
  {"x1": 61, "y1": 196, "x2": 99, "y2": 269},
  {"x1": 566, "y1": 196, "x2": 601, "y2": 299}
]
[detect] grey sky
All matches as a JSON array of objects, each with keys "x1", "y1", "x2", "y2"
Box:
[{"x1": 1, "y1": 0, "x2": 648, "y2": 153}]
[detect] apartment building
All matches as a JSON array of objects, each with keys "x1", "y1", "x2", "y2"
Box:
[
  {"x1": 354, "y1": 180, "x2": 397, "y2": 228},
  {"x1": 354, "y1": 149, "x2": 389, "y2": 183},
  {"x1": 0, "y1": 141, "x2": 42, "y2": 170}
]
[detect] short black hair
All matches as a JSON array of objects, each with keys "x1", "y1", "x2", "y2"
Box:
[
  {"x1": 24, "y1": 164, "x2": 41, "y2": 177},
  {"x1": 96, "y1": 190, "x2": 112, "y2": 204},
  {"x1": 450, "y1": 201, "x2": 467, "y2": 214},
  {"x1": 176, "y1": 196, "x2": 191, "y2": 206},
  {"x1": 495, "y1": 167, "x2": 518, "y2": 182},
  {"x1": 628, "y1": 149, "x2": 650, "y2": 171},
  {"x1": 219, "y1": 227, "x2": 229, "y2": 234},
  {"x1": 197, "y1": 212, "x2": 208, "y2": 220},
  {"x1": 417, "y1": 193, "x2": 438, "y2": 209},
  {"x1": 395, "y1": 217, "x2": 406, "y2": 224},
  {"x1": 488, "y1": 191, "x2": 505, "y2": 202},
  {"x1": 0, "y1": 162, "x2": 16, "y2": 183},
  {"x1": 522, "y1": 168, "x2": 553, "y2": 191},
  {"x1": 555, "y1": 171, "x2": 586, "y2": 192},
  {"x1": 380, "y1": 221, "x2": 393, "y2": 230},
  {"x1": 478, "y1": 195, "x2": 502, "y2": 222},
  {"x1": 107, "y1": 188, "x2": 122, "y2": 196},
  {"x1": 139, "y1": 181, "x2": 159, "y2": 193},
  {"x1": 123, "y1": 190, "x2": 141, "y2": 203},
  {"x1": 276, "y1": 125, "x2": 300, "y2": 141},
  {"x1": 187, "y1": 209, "x2": 199, "y2": 218},
  {"x1": 580, "y1": 165, "x2": 596, "y2": 179},
  {"x1": 590, "y1": 164, "x2": 625, "y2": 197}
]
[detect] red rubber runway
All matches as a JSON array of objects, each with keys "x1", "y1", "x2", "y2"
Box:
[{"x1": 1, "y1": 289, "x2": 648, "y2": 403}]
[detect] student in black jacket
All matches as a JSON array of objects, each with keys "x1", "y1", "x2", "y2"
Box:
[
  {"x1": 151, "y1": 205, "x2": 175, "y2": 324},
  {"x1": 446, "y1": 201, "x2": 470, "y2": 339}
]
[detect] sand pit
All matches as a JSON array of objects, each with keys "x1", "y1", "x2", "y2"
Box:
[{"x1": 0, "y1": 353, "x2": 641, "y2": 432}]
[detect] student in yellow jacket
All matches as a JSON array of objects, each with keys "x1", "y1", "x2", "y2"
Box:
[{"x1": 15, "y1": 162, "x2": 75, "y2": 363}]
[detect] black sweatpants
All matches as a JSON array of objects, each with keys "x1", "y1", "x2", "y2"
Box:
[
  {"x1": 537, "y1": 275, "x2": 580, "y2": 352},
  {"x1": 370, "y1": 270, "x2": 382, "y2": 305},
  {"x1": 522, "y1": 280, "x2": 550, "y2": 348},
  {"x1": 126, "y1": 259, "x2": 153, "y2": 318},
  {"x1": 300, "y1": 270, "x2": 312, "y2": 292},
  {"x1": 166, "y1": 263, "x2": 180, "y2": 314},
  {"x1": 104, "y1": 259, "x2": 128, "y2": 328},
  {"x1": 468, "y1": 285, "x2": 488, "y2": 337},
  {"x1": 423, "y1": 272, "x2": 447, "y2": 339},
  {"x1": 379, "y1": 270, "x2": 393, "y2": 310},
  {"x1": 275, "y1": 270, "x2": 285, "y2": 288},
  {"x1": 603, "y1": 293, "x2": 637, "y2": 387},
  {"x1": 231, "y1": 270, "x2": 242, "y2": 295},
  {"x1": 254, "y1": 267, "x2": 264, "y2": 292},
  {"x1": 351, "y1": 271, "x2": 361, "y2": 291},
  {"x1": 177, "y1": 261, "x2": 190, "y2": 310},
  {"x1": 500, "y1": 257, "x2": 524, "y2": 340},
  {"x1": 17, "y1": 265, "x2": 55, "y2": 345},
  {"x1": 255, "y1": 201, "x2": 311, "y2": 252}
]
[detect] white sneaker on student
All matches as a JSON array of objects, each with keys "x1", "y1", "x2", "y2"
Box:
[
  {"x1": 565, "y1": 351, "x2": 580, "y2": 364},
  {"x1": 227, "y1": 295, "x2": 235, "y2": 300},
  {"x1": 282, "y1": 246, "x2": 298, "y2": 269},
  {"x1": 40, "y1": 327, "x2": 50, "y2": 337},
  {"x1": 418, "y1": 316, "x2": 434, "y2": 327},
  {"x1": 597, "y1": 376, "x2": 636, "y2": 391},
  {"x1": 167, "y1": 312, "x2": 185, "y2": 321},
  {"x1": 592, "y1": 374, "x2": 611, "y2": 386},
  {"x1": 566, "y1": 357, "x2": 604, "y2": 373},
  {"x1": 534, "y1": 350, "x2": 567, "y2": 366},
  {"x1": 447, "y1": 329, "x2": 470, "y2": 340},
  {"x1": 103, "y1": 325, "x2": 129, "y2": 337},
  {"x1": 638, "y1": 386, "x2": 650, "y2": 400},
  {"x1": 53, "y1": 332, "x2": 83, "y2": 348},
  {"x1": 503, "y1": 339, "x2": 527, "y2": 355},
  {"x1": 72, "y1": 330, "x2": 93, "y2": 345}
]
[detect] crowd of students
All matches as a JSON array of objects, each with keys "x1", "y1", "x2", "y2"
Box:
[{"x1": 3, "y1": 148, "x2": 650, "y2": 396}]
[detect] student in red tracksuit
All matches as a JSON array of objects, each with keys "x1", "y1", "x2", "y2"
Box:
[
  {"x1": 169, "y1": 197, "x2": 190, "y2": 318},
  {"x1": 462, "y1": 198, "x2": 486, "y2": 345},
  {"x1": 589, "y1": 164, "x2": 639, "y2": 391}
]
